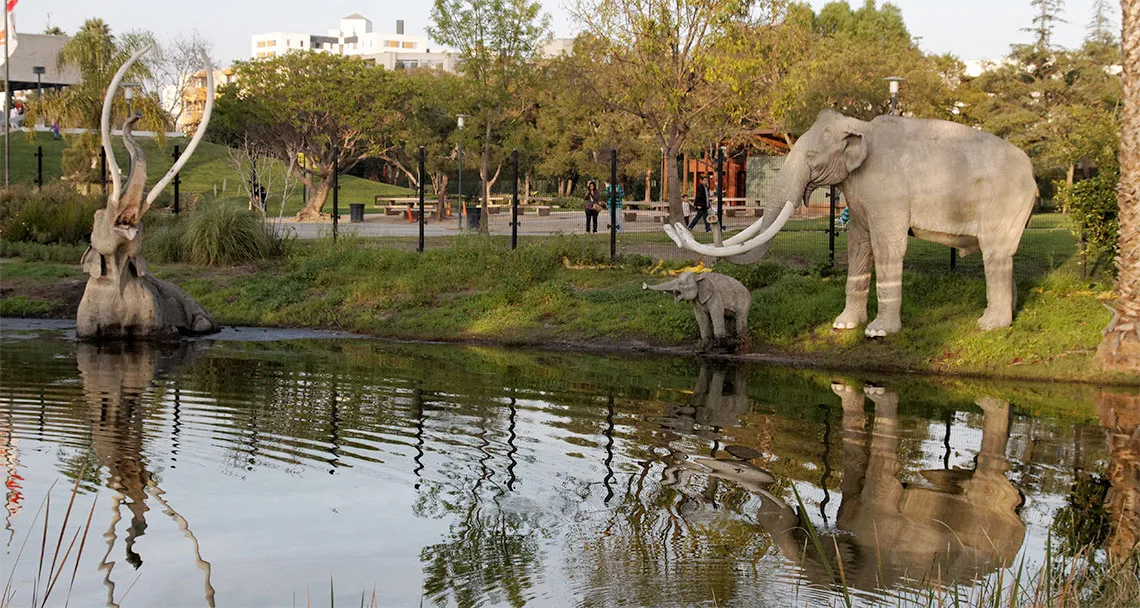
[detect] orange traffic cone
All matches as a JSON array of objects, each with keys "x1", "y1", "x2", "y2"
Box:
[{"x1": 406, "y1": 205, "x2": 415, "y2": 223}]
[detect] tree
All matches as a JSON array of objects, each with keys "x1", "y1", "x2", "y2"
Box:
[
  {"x1": 216, "y1": 52, "x2": 404, "y2": 220},
  {"x1": 379, "y1": 69, "x2": 467, "y2": 221},
  {"x1": 149, "y1": 32, "x2": 214, "y2": 130},
  {"x1": 25, "y1": 20, "x2": 168, "y2": 185},
  {"x1": 570, "y1": 0, "x2": 790, "y2": 222},
  {"x1": 429, "y1": 0, "x2": 550, "y2": 232},
  {"x1": 1027, "y1": 0, "x2": 1067, "y2": 49},
  {"x1": 776, "y1": 1, "x2": 968, "y2": 132},
  {"x1": 1097, "y1": 0, "x2": 1139, "y2": 372},
  {"x1": 42, "y1": 25, "x2": 64, "y2": 36}
]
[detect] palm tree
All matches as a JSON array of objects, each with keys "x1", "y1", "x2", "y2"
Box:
[
  {"x1": 42, "y1": 25, "x2": 64, "y2": 36},
  {"x1": 25, "y1": 19, "x2": 169, "y2": 184},
  {"x1": 1098, "y1": 1, "x2": 1139, "y2": 372}
]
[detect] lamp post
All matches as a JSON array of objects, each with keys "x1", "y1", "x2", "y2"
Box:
[
  {"x1": 884, "y1": 76, "x2": 904, "y2": 116},
  {"x1": 456, "y1": 113, "x2": 467, "y2": 229},
  {"x1": 122, "y1": 83, "x2": 141, "y2": 118},
  {"x1": 32, "y1": 66, "x2": 44, "y2": 100}
]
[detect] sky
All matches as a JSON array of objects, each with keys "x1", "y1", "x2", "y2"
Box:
[{"x1": 19, "y1": 0, "x2": 1114, "y2": 66}]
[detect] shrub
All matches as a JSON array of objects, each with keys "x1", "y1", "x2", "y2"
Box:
[
  {"x1": 142, "y1": 212, "x2": 189, "y2": 263},
  {"x1": 183, "y1": 200, "x2": 290, "y2": 265},
  {"x1": 1056, "y1": 169, "x2": 1118, "y2": 272},
  {"x1": 0, "y1": 183, "x2": 102, "y2": 244}
]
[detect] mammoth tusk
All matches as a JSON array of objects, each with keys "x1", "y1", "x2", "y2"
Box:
[
  {"x1": 670, "y1": 201, "x2": 795, "y2": 258},
  {"x1": 721, "y1": 201, "x2": 795, "y2": 246},
  {"x1": 662, "y1": 223, "x2": 685, "y2": 248},
  {"x1": 146, "y1": 51, "x2": 215, "y2": 207},
  {"x1": 100, "y1": 45, "x2": 152, "y2": 205}
]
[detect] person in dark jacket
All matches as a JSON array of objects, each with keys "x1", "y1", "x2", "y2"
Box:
[
  {"x1": 687, "y1": 175, "x2": 711, "y2": 232},
  {"x1": 584, "y1": 181, "x2": 601, "y2": 233}
]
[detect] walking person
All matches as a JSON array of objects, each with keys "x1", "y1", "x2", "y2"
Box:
[
  {"x1": 584, "y1": 180, "x2": 601, "y2": 233},
  {"x1": 688, "y1": 175, "x2": 712, "y2": 232},
  {"x1": 606, "y1": 181, "x2": 625, "y2": 232}
]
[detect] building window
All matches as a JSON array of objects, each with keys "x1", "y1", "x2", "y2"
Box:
[
  {"x1": 267, "y1": 40, "x2": 277, "y2": 47},
  {"x1": 286, "y1": 39, "x2": 291, "y2": 46},
  {"x1": 402, "y1": 41, "x2": 414, "y2": 49},
  {"x1": 256, "y1": 41, "x2": 265, "y2": 48},
  {"x1": 384, "y1": 40, "x2": 399, "y2": 48}
]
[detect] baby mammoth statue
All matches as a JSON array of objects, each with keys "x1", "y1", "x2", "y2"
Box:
[{"x1": 643, "y1": 272, "x2": 751, "y2": 349}]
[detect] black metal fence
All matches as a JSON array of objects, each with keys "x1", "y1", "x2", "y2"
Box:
[{"x1": 307, "y1": 148, "x2": 1079, "y2": 284}]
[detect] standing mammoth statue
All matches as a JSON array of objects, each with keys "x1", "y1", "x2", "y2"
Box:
[
  {"x1": 643, "y1": 271, "x2": 751, "y2": 348},
  {"x1": 665, "y1": 109, "x2": 1037, "y2": 337}
]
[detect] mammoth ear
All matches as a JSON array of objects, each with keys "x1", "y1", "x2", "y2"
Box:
[
  {"x1": 842, "y1": 132, "x2": 867, "y2": 174},
  {"x1": 696, "y1": 276, "x2": 713, "y2": 304}
]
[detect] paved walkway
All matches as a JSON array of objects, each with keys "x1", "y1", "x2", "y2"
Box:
[{"x1": 270, "y1": 210, "x2": 668, "y2": 239}]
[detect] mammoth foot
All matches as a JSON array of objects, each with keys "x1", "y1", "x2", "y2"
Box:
[
  {"x1": 976, "y1": 308, "x2": 1013, "y2": 331},
  {"x1": 864, "y1": 316, "x2": 901, "y2": 338},
  {"x1": 832, "y1": 307, "x2": 867, "y2": 331}
]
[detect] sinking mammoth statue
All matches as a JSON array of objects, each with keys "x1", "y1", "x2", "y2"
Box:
[
  {"x1": 664, "y1": 109, "x2": 1037, "y2": 336},
  {"x1": 76, "y1": 47, "x2": 219, "y2": 340}
]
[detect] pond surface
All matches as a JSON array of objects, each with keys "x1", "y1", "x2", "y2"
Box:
[{"x1": 0, "y1": 321, "x2": 1136, "y2": 607}]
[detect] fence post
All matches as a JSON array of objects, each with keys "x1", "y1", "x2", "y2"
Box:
[
  {"x1": 829, "y1": 186, "x2": 838, "y2": 267},
  {"x1": 417, "y1": 146, "x2": 425, "y2": 253},
  {"x1": 172, "y1": 144, "x2": 181, "y2": 214},
  {"x1": 34, "y1": 145, "x2": 42, "y2": 188},
  {"x1": 511, "y1": 148, "x2": 519, "y2": 250},
  {"x1": 715, "y1": 147, "x2": 724, "y2": 237},
  {"x1": 332, "y1": 145, "x2": 339, "y2": 243},
  {"x1": 950, "y1": 247, "x2": 957, "y2": 272},
  {"x1": 610, "y1": 149, "x2": 618, "y2": 262},
  {"x1": 100, "y1": 147, "x2": 107, "y2": 196}
]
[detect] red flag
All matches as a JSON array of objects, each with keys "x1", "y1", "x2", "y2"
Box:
[{"x1": 4, "y1": 1, "x2": 15, "y2": 13}]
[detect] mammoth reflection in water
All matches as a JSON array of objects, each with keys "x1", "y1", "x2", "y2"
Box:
[
  {"x1": 763, "y1": 384, "x2": 1026, "y2": 590},
  {"x1": 77, "y1": 342, "x2": 216, "y2": 607},
  {"x1": 658, "y1": 363, "x2": 751, "y2": 437}
]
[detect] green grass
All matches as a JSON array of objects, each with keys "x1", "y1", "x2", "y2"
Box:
[
  {"x1": 0, "y1": 225, "x2": 1128, "y2": 384},
  {"x1": 4, "y1": 132, "x2": 412, "y2": 217}
]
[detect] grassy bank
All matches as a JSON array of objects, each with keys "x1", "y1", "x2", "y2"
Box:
[{"x1": 1, "y1": 231, "x2": 1130, "y2": 384}]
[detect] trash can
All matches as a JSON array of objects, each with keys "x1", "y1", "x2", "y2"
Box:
[
  {"x1": 466, "y1": 205, "x2": 482, "y2": 229},
  {"x1": 349, "y1": 203, "x2": 365, "y2": 223}
]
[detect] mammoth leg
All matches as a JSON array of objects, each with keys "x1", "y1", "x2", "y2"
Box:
[
  {"x1": 710, "y1": 304, "x2": 728, "y2": 340},
  {"x1": 695, "y1": 310, "x2": 713, "y2": 346},
  {"x1": 978, "y1": 245, "x2": 1015, "y2": 330},
  {"x1": 865, "y1": 225, "x2": 908, "y2": 337},
  {"x1": 835, "y1": 217, "x2": 871, "y2": 330}
]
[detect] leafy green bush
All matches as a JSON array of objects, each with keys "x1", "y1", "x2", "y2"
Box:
[
  {"x1": 183, "y1": 200, "x2": 290, "y2": 265},
  {"x1": 0, "y1": 183, "x2": 102, "y2": 244},
  {"x1": 142, "y1": 212, "x2": 189, "y2": 263},
  {"x1": 1056, "y1": 169, "x2": 1118, "y2": 271}
]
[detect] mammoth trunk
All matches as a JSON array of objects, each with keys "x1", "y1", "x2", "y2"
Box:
[{"x1": 726, "y1": 155, "x2": 811, "y2": 264}]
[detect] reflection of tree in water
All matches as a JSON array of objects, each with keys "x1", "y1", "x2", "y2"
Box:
[
  {"x1": 77, "y1": 342, "x2": 216, "y2": 608},
  {"x1": 413, "y1": 389, "x2": 547, "y2": 608},
  {"x1": 573, "y1": 362, "x2": 778, "y2": 607},
  {"x1": 420, "y1": 505, "x2": 544, "y2": 608}
]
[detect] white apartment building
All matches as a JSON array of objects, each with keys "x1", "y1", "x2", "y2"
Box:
[{"x1": 250, "y1": 14, "x2": 457, "y2": 72}]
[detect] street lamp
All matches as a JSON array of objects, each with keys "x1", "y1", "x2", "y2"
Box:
[
  {"x1": 884, "y1": 76, "x2": 904, "y2": 116},
  {"x1": 456, "y1": 113, "x2": 468, "y2": 228},
  {"x1": 122, "y1": 83, "x2": 141, "y2": 119},
  {"x1": 31, "y1": 66, "x2": 44, "y2": 100}
]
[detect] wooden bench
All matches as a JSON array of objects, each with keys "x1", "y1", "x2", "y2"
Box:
[{"x1": 623, "y1": 210, "x2": 638, "y2": 222}]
